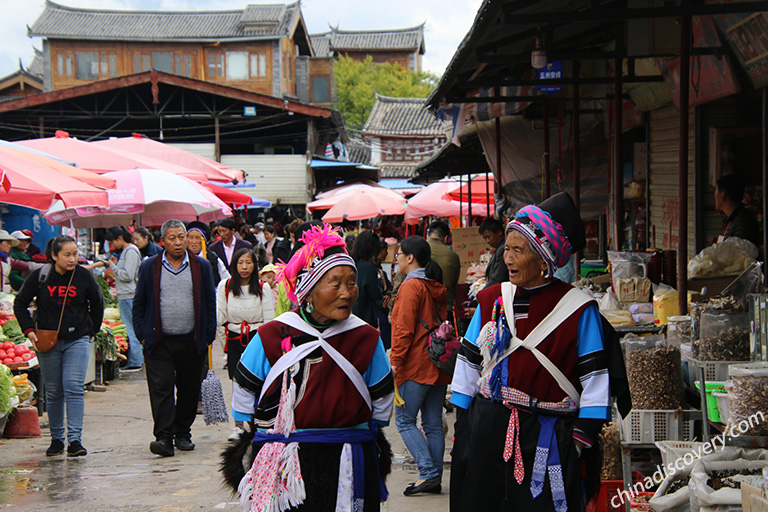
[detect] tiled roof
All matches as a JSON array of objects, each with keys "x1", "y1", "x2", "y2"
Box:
[
  {"x1": 362, "y1": 93, "x2": 444, "y2": 137},
  {"x1": 310, "y1": 25, "x2": 425, "y2": 56},
  {"x1": 29, "y1": 1, "x2": 300, "y2": 41},
  {"x1": 379, "y1": 162, "x2": 419, "y2": 179},
  {"x1": 310, "y1": 34, "x2": 331, "y2": 57},
  {"x1": 28, "y1": 49, "x2": 43, "y2": 79},
  {"x1": 346, "y1": 138, "x2": 370, "y2": 166}
]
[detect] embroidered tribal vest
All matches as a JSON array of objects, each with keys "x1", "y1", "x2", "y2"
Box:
[
  {"x1": 256, "y1": 319, "x2": 380, "y2": 429},
  {"x1": 477, "y1": 280, "x2": 591, "y2": 403}
]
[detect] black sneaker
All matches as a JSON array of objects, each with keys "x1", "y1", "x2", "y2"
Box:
[
  {"x1": 67, "y1": 440, "x2": 87, "y2": 457},
  {"x1": 149, "y1": 438, "x2": 174, "y2": 457},
  {"x1": 46, "y1": 439, "x2": 65, "y2": 456},
  {"x1": 174, "y1": 437, "x2": 195, "y2": 451}
]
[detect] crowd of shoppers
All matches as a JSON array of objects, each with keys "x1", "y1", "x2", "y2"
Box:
[{"x1": 8, "y1": 196, "x2": 631, "y2": 512}]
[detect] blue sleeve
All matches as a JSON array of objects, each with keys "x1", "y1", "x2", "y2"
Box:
[
  {"x1": 231, "y1": 332, "x2": 272, "y2": 422},
  {"x1": 576, "y1": 303, "x2": 605, "y2": 357},
  {"x1": 363, "y1": 338, "x2": 391, "y2": 386},
  {"x1": 238, "y1": 332, "x2": 272, "y2": 382},
  {"x1": 576, "y1": 303, "x2": 611, "y2": 420},
  {"x1": 464, "y1": 305, "x2": 482, "y2": 344}
]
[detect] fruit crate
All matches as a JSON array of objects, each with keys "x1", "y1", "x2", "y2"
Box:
[
  {"x1": 620, "y1": 410, "x2": 697, "y2": 444},
  {"x1": 587, "y1": 480, "x2": 624, "y2": 512}
]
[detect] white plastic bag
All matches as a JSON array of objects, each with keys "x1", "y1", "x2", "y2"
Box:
[
  {"x1": 599, "y1": 290, "x2": 621, "y2": 311},
  {"x1": 649, "y1": 447, "x2": 755, "y2": 512},
  {"x1": 688, "y1": 238, "x2": 758, "y2": 279},
  {"x1": 689, "y1": 456, "x2": 768, "y2": 512}
]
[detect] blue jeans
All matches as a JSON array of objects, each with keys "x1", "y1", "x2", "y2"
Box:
[
  {"x1": 395, "y1": 380, "x2": 446, "y2": 480},
  {"x1": 37, "y1": 336, "x2": 90, "y2": 443},
  {"x1": 119, "y1": 298, "x2": 143, "y2": 368}
]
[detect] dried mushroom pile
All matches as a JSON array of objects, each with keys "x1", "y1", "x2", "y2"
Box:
[
  {"x1": 707, "y1": 468, "x2": 763, "y2": 490},
  {"x1": 727, "y1": 375, "x2": 768, "y2": 436},
  {"x1": 667, "y1": 476, "x2": 690, "y2": 495},
  {"x1": 699, "y1": 313, "x2": 749, "y2": 361},
  {"x1": 694, "y1": 297, "x2": 749, "y2": 361},
  {"x1": 627, "y1": 345, "x2": 683, "y2": 409},
  {"x1": 600, "y1": 423, "x2": 622, "y2": 480}
]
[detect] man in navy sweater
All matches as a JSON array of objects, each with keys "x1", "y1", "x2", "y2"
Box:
[{"x1": 133, "y1": 219, "x2": 216, "y2": 457}]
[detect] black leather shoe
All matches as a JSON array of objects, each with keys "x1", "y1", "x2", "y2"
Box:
[
  {"x1": 174, "y1": 437, "x2": 195, "y2": 451},
  {"x1": 403, "y1": 476, "x2": 441, "y2": 496},
  {"x1": 149, "y1": 438, "x2": 174, "y2": 457}
]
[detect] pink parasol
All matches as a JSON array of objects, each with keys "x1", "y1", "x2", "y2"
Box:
[
  {"x1": 44, "y1": 168, "x2": 231, "y2": 228},
  {"x1": 0, "y1": 146, "x2": 115, "y2": 189},
  {"x1": 0, "y1": 149, "x2": 108, "y2": 210},
  {"x1": 404, "y1": 178, "x2": 462, "y2": 224},
  {"x1": 308, "y1": 182, "x2": 404, "y2": 212},
  {"x1": 200, "y1": 182, "x2": 253, "y2": 206},
  {"x1": 94, "y1": 135, "x2": 243, "y2": 183},
  {"x1": 321, "y1": 187, "x2": 406, "y2": 223},
  {"x1": 17, "y1": 135, "x2": 208, "y2": 182},
  {"x1": 445, "y1": 175, "x2": 496, "y2": 204}
]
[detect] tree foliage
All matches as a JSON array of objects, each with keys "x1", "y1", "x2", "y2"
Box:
[{"x1": 332, "y1": 55, "x2": 440, "y2": 132}]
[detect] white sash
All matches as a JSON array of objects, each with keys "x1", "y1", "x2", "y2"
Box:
[
  {"x1": 482, "y1": 282, "x2": 593, "y2": 405},
  {"x1": 257, "y1": 312, "x2": 372, "y2": 410}
]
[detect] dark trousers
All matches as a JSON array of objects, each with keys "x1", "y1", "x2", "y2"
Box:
[
  {"x1": 226, "y1": 329, "x2": 257, "y2": 381},
  {"x1": 145, "y1": 335, "x2": 206, "y2": 442}
]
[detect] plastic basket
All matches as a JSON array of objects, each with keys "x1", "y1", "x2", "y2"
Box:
[
  {"x1": 683, "y1": 358, "x2": 741, "y2": 388},
  {"x1": 629, "y1": 491, "x2": 655, "y2": 511},
  {"x1": 712, "y1": 391, "x2": 730, "y2": 424},
  {"x1": 655, "y1": 440, "x2": 705, "y2": 467},
  {"x1": 694, "y1": 381, "x2": 727, "y2": 423},
  {"x1": 620, "y1": 410, "x2": 696, "y2": 444},
  {"x1": 587, "y1": 480, "x2": 624, "y2": 512}
]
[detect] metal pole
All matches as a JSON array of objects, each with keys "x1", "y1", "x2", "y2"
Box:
[
  {"x1": 763, "y1": 88, "x2": 768, "y2": 266},
  {"x1": 468, "y1": 175, "x2": 473, "y2": 221},
  {"x1": 486, "y1": 171, "x2": 491, "y2": 218},
  {"x1": 678, "y1": 15, "x2": 691, "y2": 315},
  {"x1": 214, "y1": 117, "x2": 221, "y2": 163},
  {"x1": 613, "y1": 21, "x2": 623, "y2": 251},
  {"x1": 544, "y1": 103, "x2": 551, "y2": 199},
  {"x1": 574, "y1": 60, "x2": 582, "y2": 278},
  {"x1": 459, "y1": 174, "x2": 463, "y2": 228},
  {"x1": 495, "y1": 87, "x2": 502, "y2": 219}
]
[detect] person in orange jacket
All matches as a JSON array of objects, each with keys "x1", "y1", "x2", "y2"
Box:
[{"x1": 390, "y1": 236, "x2": 449, "y2": 496}]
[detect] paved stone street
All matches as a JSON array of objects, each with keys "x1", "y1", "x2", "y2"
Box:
[{"x1": 0, "y1": 342, "x2": 452, "y2": 511}]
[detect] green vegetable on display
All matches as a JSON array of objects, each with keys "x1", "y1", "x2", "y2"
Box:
[
  {"x1": 0, "y1": 364, "x2": 14, "y2": 416},
  {"x1": 93, "y1": 325, "x2": 118, "y2": 361},
  {"x1": 95, "y1": 275, "x2": 118, "y2": 307}
]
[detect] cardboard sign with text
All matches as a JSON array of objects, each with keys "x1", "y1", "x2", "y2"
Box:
[{"x1": 451, "y1": 227, "x2": 492, "y2": 284}]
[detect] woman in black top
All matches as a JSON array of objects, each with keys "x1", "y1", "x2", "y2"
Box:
[
  {"x1": 132, "y1": 227, "x2": 162, "y2": 260},
  {"x1": 351, "y1": 230, "x2": 384, "y2": 328},
  {"x1": 14, "y1": 235, "x2": 104, "y2": 458}
]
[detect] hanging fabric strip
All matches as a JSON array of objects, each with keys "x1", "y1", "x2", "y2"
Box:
[{"x1": 502, "y1": 404, "x2": 525, "y2": 484}]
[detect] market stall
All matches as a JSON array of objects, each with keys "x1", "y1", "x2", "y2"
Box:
[{"x1": 583, "y1": 239, "x2": 767, "y2": 512}]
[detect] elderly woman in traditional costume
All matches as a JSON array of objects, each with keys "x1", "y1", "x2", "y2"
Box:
[
  {"x1": 222, "y1": 224, "x2": 394, "y2": 512},
  {"x1": 450, "y1": 192, "x2": 628, "y2": 512}
]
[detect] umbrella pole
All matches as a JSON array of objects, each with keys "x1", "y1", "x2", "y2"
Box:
[
  {"x1": 459, "y1": 175, "x2": 463, "y2": 228},
  {"x1": 486, "y1": 171, "x2": 491, "y2": 217},
  {"x1": 468, "y1": 176, "x2": 473, "y2": 222}
]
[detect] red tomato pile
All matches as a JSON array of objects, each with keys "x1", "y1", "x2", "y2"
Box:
[{"x1": 0, "y1": 341, "x2": 33, "y2": 365}]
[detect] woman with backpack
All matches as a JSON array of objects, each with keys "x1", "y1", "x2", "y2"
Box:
[
  {"x1": 390, "y1": 236, "x2": 449, "y2": 496},
  {"x1": 216, "y1": 248, "x2": 275, "y2": 441}
]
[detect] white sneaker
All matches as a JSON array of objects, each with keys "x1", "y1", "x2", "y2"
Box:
[{"x1": 228, "y1": 427, "x2": 244, "y2": 442}]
